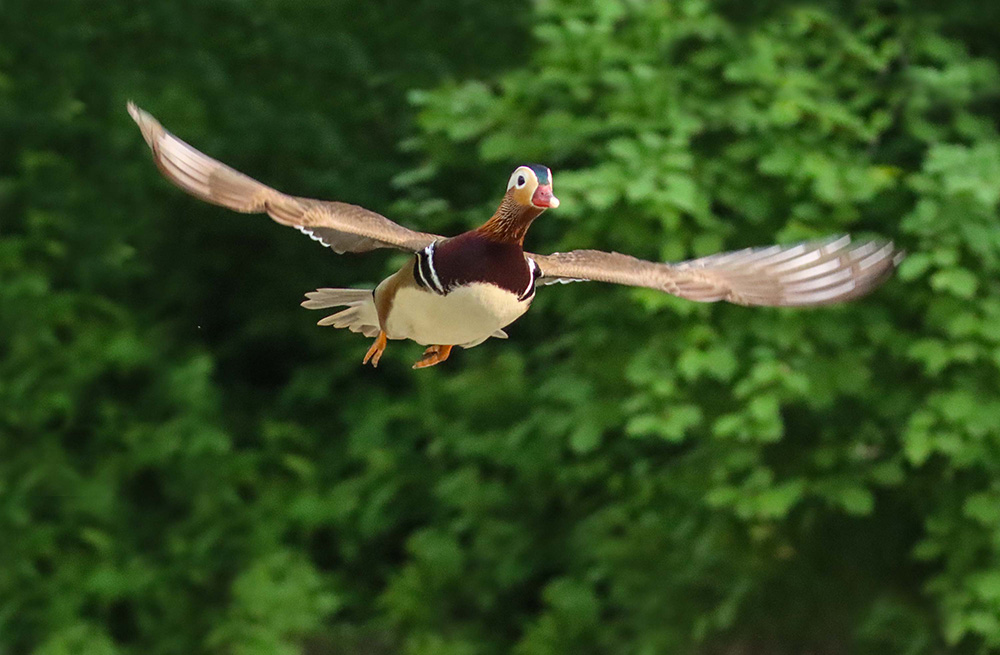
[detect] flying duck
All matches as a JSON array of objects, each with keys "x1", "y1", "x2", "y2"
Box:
[{"x1": 127, "y1": 103, "x2": 903, "y2": 369}]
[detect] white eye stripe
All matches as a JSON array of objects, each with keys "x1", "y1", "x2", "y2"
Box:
[{"x1": 507, "y1": 166, "x2": 532, "y2": 190}]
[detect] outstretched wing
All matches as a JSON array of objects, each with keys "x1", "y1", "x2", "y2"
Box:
[
  {"x1": 127, "y1": 103, "x2": 440, "y2": 254},
  {"x1": 528, "y1": 236, "x2": 902, "y2": 306}
]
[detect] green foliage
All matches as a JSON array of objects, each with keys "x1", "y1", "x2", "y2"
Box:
[
  {"x1": 3, "y1": 0, "x2": 1000, "y2": 654},
  {"x1": 403, "y1": 0, "x2": 1000, "y2": 652}
]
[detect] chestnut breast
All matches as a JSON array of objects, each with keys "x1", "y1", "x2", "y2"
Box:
[{"x1": 431, "y1": 232, "x2": 531, "y2": 296}]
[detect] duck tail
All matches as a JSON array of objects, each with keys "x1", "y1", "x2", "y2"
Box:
[{"x1": 300, "y1": 288, "x2": 380, "y2": 338}]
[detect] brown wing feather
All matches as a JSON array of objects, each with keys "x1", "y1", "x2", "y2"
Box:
[
  {"x1": 529, "y1": 236, "x2": 903, "y2": 306},
  {"x1": 127, "y1": 102, "x2": 440, "y2": 254}
]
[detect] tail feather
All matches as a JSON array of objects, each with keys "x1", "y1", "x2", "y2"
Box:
[
  {"x1": 301, "y1": 287, "x2": 374, "y2": 309},
  {"x1": 301, "y1": 288, "x2": 380, "y2": 337}
]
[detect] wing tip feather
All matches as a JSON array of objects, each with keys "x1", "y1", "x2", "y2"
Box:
[{"x1": 126, "y1": 101, "x2": 162, "y2": 149}]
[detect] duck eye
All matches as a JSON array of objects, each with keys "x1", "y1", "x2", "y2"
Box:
[{"x1": 517, "y1": 175, "x2": 526, "y2": 187}]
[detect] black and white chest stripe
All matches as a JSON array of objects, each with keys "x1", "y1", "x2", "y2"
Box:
[
  {"x1": 519, "y1": 257, "x2": 542, "y2": 302},
  {"x1": 413, "y1": 243, "x2": 541, "y2": 302},
  {"x1": 413, "y1": 241, "x2": 447, "y2": 295}
]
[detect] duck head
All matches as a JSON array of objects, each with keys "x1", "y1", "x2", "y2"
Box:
[
  {"x1": 479, "y1": 164, "x2": 559, "y2": 245},
  {"x1": 507, "y1": 164, "x2": 560, "y2": 209}
]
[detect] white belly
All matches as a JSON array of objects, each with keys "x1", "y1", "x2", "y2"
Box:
[{"x1": 385, "y1": 283, "x2": 530, "y2": 347}]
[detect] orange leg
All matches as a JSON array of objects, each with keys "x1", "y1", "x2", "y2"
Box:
[
  {"x1": 362, "y1": 331, "x2": 388, "y2": 368},
  {"x1": 412, "y1": 344, "x2": 454, "y2": 369}
]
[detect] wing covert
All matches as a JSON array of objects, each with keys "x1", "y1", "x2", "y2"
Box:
[{"x1": 127, "y1": 102, "x2": 440, "y2": 254}]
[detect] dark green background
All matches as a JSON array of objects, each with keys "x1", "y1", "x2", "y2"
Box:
[{"x1": 3, "y1": 1, "x2": 1000, "y2": 653}]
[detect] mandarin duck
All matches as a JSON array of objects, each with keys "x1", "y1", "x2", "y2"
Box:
[{"x1": 128, "y1": 103, "x2": 902, "y2": 369}]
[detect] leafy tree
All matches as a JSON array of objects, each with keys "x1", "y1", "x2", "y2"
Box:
[
  {"x1": 393, "y1": 1, "x2": 1000, "y2": 652},
  {"x1": 2, "y1": 0, "x2": 1000, "y2": 654}
]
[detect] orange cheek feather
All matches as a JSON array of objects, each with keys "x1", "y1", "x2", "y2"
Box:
[{"x1": 513, "y1": 186, "x2": 534, "y2": 205}]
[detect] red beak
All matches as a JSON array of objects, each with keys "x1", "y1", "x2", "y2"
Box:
[{"x1": 531, "y1": 184, "x2": 560, "y2": 209}]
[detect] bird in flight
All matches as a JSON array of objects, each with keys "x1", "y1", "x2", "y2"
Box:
[{"x1": 128, "y1": 103, "x2": 902, "y2": 369}]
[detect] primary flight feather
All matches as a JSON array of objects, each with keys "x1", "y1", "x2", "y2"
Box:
[{"x1": 128, "y1": 102, "x2": 902, "y2": 369}]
